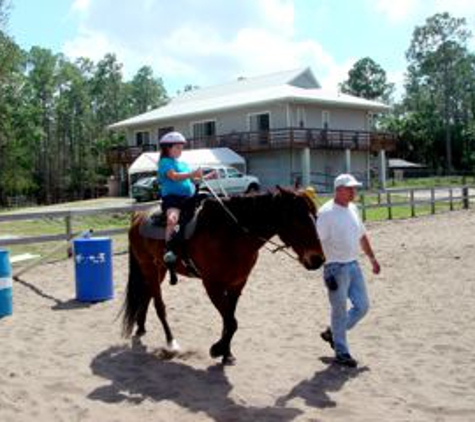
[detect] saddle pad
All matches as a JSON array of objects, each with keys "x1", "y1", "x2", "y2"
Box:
[{"x1": 139, "y1": 207, "x2": 199, "y2": 240}]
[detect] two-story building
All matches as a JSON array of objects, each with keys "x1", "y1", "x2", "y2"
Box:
[{"x1": 108, "y1": 67, "x2": 395, "y2": 191}]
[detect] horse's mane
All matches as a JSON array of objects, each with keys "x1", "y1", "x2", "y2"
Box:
[
  {"x1": 199, "y1": 191, "x2": 274, "y2": 231},
  {"x1": 198, "y1": 188, "x2": 314, "y2": 233}
]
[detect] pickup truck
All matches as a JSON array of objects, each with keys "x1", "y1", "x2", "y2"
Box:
[{"x1": 200, "y1": 165, "x2": 260, "y2": 195}]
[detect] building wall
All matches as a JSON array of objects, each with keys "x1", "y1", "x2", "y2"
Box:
[
  {"x1": 303, "y1": 106, "x2": 368, "y2": 130},
  {"x1": 125, "y1": 101, "x2": 369, "y2": 147}
]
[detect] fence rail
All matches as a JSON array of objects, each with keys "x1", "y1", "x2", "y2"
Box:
[
  {"x1": 359, "y1": 186, "x2": 474, "y2": 221},
  {"x1": 0, "y1": 185, "x2": 474, "y2": 248},
  {"x1": 0, "y1": 202, "x2": 155, "y2": 247}
]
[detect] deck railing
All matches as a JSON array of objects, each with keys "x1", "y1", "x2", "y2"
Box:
[{"x1": 106, "y1": 127, "x2": 396, "y2": 165}]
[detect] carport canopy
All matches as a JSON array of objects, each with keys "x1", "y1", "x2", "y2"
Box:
[{"x1": 128, "y1": 147, "x2": 246, "y2": 176}]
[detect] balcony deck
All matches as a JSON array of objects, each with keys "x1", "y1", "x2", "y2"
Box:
[{"x1": 107, "y1": 127, "x2": 396, "y2": 166}]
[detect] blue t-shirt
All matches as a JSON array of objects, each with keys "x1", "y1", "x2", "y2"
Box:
[{"x1": 158, "y1": 157, "x2": 195, "y2": 197}]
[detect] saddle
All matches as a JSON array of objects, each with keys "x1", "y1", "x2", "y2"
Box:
[
  {"x1": 139, "y1": 193, "x2": 210, "y2": 278},
  {"x1": 139, "y1": 205, "x2": 199, "y2": 241}
]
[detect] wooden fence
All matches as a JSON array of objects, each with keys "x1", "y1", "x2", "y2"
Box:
[
  {"x1": 359, "y1": 186, "x2": 474, "y2": 221},
  {"x1": 0, "y1": 185, "x2": 474, "y2": 248},
  {"x1": 0, "y1": 202, "x2": 154, "y2": 247}
]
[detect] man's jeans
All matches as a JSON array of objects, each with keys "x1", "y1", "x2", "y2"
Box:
[{"x1": 323, "y1": 261, "x2": 369, "y2": 355}]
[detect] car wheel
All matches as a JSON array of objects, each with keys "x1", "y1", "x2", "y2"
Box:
[{"x1": 246, "y1": 183, "x2": 260, "y2": 194}]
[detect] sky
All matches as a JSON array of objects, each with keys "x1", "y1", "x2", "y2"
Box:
[{"x1": 6, "y1": 0, "x2": 475, "y2": 97}]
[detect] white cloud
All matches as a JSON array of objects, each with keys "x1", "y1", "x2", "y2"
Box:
[
  {"x1": 71, "y1": 0, "x2": 92, "y2": 13},
  {"x1": 373, "y1": 0, "x2": 418, "y2": 23},
  {"x1": 433, "y1": 0, "x2": 475, "y2": 20},
  {"x1": 64, "y1": 0, "x2": 349, "y2": 94}
]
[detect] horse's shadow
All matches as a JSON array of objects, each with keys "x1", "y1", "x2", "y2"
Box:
[
  {"x1": 276, "y1": 357, "x2": 370, "y2": 409},
  {"x1": 88, "y1": 338, "x2": 302, "y2": 422}
]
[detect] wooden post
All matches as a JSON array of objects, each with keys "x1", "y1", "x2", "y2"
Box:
[
  {"x1": 65, "y1": 214, "x2": 73, "y2": 258},
  {"x1": 462, "y1": 186, "x2": 469, "y2": 209},
  {"x1": 387, "y1": 191, "x2": 392, "y2": 220},
  {"x1": 430, "y1": 187, "x2": 436, "y2": 214},
  {"x1": 360, "y1": 193, "x2": 366, "y2": 222},
  {"x1": 410, "y1": 189, "x2": 415, "y2": 218},
  {"x1": 377, "y1": 191, "x2": 381, "y2": 205},
  {"x1": 449, "y1": 188, "x2": 453, "y2": 211}
]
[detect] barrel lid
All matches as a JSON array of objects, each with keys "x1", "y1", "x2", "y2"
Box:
[{"x1": 73, "y1": 237, "x2": 111, "y2": 243}]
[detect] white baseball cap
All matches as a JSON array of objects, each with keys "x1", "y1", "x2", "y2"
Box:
[
  {"x1": 334, "y1": 173, "x2": 362, "y2": 189},
  {"x1": 159, "y1": 131, "x2": 187, "y2": 145}
]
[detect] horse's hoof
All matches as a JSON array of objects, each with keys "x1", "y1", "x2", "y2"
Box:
[
  {"x1": 135, "y1": 328, "x2": 146, "y2": 337},
  {"x1": 222, "y1": 355, "x2": 236, "y2": 366},
  {"x1": 166, "y1": 339, "x2": 181, "y2": 354},
  {"x1": 210, "y1": 342, "x2": 224, "y2": 358}
]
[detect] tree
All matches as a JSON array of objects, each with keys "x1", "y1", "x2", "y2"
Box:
[
  {"x1": 406, "y1": 12, "x2": 472, "y2": 171},
  {"x1": 340, "y1": 57, "x2": 394, "y2": 102},
  {"x1": 128, "y1": 65, "x2": 168, "y2": 115}
]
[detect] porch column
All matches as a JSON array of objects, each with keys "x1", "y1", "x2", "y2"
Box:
[
  {"x1": 378, "y1": 149, "x2": 387, "y2": 189},
  {"x1": 301, "y1": 147, "x2": 311, "y2": 187},
  {"x1": 345, "y1": 149, "x2": 351, "y2": 173}
]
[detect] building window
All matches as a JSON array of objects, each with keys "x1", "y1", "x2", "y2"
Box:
[
  {"x1": 249, "y1": 112, "x2": 270, "y2": 132},
  {"x1": 192, "y1": 120, "x2": 216, "y2": 139},
  {"x1": 135, "y1": 131, "x2": 150, "y2": 147},
  {"x1": 158, "y1": 126, "x2": 174, "y2": 140},
  {"x1": 297, "y1": 107, "x2": 306, "y2": 128},
  {"x1": 322, "y1": 110, "x2": 330, "y2": 129},
  {"x1": 249, "y1": 112, "x2": 270, "y2": 144}
]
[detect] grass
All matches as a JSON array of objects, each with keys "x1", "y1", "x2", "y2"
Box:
[
  {"x1": 0, "y1": 214, "x2": 131, "y2": 262},
  {"x1": 1, "y1": 185, "x2": 473, "y2": 263},
  {"x1": 386, "y1": 175, "x2": 475, "y2": 189}
]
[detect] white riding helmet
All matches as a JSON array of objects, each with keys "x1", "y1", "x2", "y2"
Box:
[{"x1": 159, "y1": 131, "x2": 187, "y2": 145}]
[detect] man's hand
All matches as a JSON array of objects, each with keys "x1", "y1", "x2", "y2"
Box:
[{"x1": 370, "y1": 257, "x2": 381, "y2": 275}]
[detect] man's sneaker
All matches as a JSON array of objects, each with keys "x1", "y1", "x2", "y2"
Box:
[
  {"x1": 335, "y1": 353, "x2": 358, "y2": 368},
  {"x1": 320, "y1": 327, "x2": 334, "y2": 350},
  {"x1": 163, "y1": 250, "x2": 177, "y2": 265}
]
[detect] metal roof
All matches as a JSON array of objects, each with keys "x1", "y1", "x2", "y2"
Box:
[{"x1": 109, "y1": 68, "x2": 390, "y2": 130}]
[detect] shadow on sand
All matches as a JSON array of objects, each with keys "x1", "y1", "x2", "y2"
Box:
[
  {"x1": 276, "y1": 357, "x2": 370, "y2": 409},
  {"x1": 88, "y1": 338, "x2": 302, "y2": 422}
]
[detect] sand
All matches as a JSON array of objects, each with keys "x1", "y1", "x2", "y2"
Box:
[{"x1": 1, "y1": 209, "x2": 475, "y2": 421}]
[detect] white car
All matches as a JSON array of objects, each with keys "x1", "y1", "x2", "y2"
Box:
[{"x1": 200, "y1": 165, "x2": 260, "y2": 195}]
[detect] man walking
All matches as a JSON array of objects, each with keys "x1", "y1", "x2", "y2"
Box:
[{"x1": 316, "y1": 174, "x2": 380, "y2": 368}]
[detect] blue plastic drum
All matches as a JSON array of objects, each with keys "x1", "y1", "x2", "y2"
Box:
[
  {"x1": 73, "y1": 237, "x2": 113, "y2": 302},
  {"x1": 0, "y1": 249, "x2": 13, "y2": 318}
]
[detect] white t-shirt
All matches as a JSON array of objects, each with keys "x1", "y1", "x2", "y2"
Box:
[{"x1": 316, "y1": 199, "x2": 366, "y2": 264}]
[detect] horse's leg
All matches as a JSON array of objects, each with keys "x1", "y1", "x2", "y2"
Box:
[
  {"x1": 135, "y1": 296, "x2": 151, "y2": 337},
  {"x1": 205, "y1": 283, "x2": 241, "y2": 365},
  {"x1": 145, "y1": 266, "x2": 180, "y2": 352}
]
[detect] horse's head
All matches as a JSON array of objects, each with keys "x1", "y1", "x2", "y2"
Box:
[{"x1": 273, "y1": 187, "x2": 325, "y2": 270}]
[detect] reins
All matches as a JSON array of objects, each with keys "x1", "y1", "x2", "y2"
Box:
[{"x1": 200, "y1": 179, "x2": 299, "y2": 260}]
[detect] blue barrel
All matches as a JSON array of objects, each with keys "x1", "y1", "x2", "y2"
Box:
[
  {"x1": 0, "y1": 249, "x2": 13, "y2": 318},
  {"x1": 73, "y1": 237, "x2": 113, "y2": 302}
]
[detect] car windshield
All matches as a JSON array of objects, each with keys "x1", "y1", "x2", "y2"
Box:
[
  {"x1": 226, "y1": 167, "x2": 242, "y2": 178},
  {"x1": 134, "y1": 177, "x2": 156, "y2": 187}
]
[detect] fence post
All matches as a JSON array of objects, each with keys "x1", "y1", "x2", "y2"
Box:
[
  {"x1": 360, "y1": 193, "x2": 366, "y2": 222},
  {"x1": 65, "y1": 214, "x2": 73, "y2": 257},
  {"x1": 410, "y1": 189, "x2": 415, "y2": 218},
  {"x1": 431, "y1": 188, "x2": 436, "y2": 215},
  {"x1": 449, "y1": 188, "x2": 453, "y2": 211},
  {"x1": 386, "y1": 191, "x2": 392, "y2": 220},
  {"x1": 462, "y1": 186, "x2": 469, "y2": 209}
]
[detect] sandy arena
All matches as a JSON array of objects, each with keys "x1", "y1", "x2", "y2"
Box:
[{"x1": 1, "y1": 209, "x2": 475, "y2": 421}]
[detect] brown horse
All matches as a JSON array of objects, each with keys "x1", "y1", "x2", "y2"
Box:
[{"x1": 122, "y1": 187, "x2": 325, "y2": 365}]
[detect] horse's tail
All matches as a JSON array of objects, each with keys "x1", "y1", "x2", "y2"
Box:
[{"x1": 121, "y1": 247, "x2": 148, "y2": 338}]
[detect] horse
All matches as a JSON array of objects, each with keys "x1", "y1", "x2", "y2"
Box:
[{"x1": 122, "y1": 187, "x2": 325, "y2": 365}]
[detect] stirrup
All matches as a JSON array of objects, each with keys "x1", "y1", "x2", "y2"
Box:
[{"x1": 163, "y1": 250, "x2": 177, "y2": 265}]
